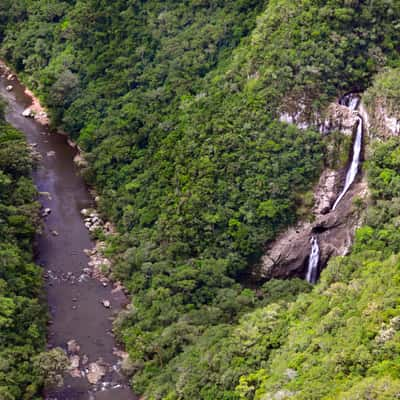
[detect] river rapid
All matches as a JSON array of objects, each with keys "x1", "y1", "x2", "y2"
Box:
[{"x1": 0, "y1": 68, "x2": 137, "y2": 400}]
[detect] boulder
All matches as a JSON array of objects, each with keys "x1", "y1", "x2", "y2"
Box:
[
  {"x1": 67, "y1": 138, "x2": 78, "y2": 149},
  {"x1": 102, "y1": 300, "x2": 111, "y2": 308},
  {"x1": 67, "y1": 339, "x2": 80, "y2": 354},
  {"x1": 34, "y1": 111, "x2": 48, "y2": 122},
  {"x1": 6, "y1": 85, "x2": 13, "y2": 91},
  {"x1": 73, "y1": 153, "x2": 88, "y2": 168},
  {"x1": 81, "y1": 354, "x2": 89, "y2": 365},
  {"x1": 68, "y1": 354, "x2": 81, "y2": 378},
  {"x1": 69, "y1": 355, "x2": 80, "y2": 369},
  {"x1": 87, "y1": 360, "x2": 107, "y2": 384},
  {"x1": 39, "y1": 191, "x2": 52, "y2": 200},
  {"x1": 22, "y1": 108, "x2": 34, "y2": 118},
  {"x1": 121, "y1": 355, "x2": 136, "y2": 376},
  {"x1": 41, "y1": 208, "x2": 51, "y2": 217}
]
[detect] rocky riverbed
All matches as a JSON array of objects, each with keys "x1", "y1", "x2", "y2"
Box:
[{"x1": 0, "y1": 61, "x2": 136, "y2": 400}]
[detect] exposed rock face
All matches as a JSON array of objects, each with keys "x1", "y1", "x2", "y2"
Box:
[
  {"x1": 323, "y1": 103, "x2": 359, "y2": 136},
  {"x1": 257, "y1": 95, "x2": 370, "y2": 281},
  {"x1": 313, "y1": 169, "x2": 340, "y2": 214},
  {"x1": 259, "y1": 178, "x2": 368, "y2": 280},
  {"x1": 279, "y1": 99, "x2": 359, "y2": 135},
  {"x1": 260, "y1": 221, "x2": 312, "y2": 278},
  {"x1": 365, "y1": 98, "x2": 400, "y2": 138},
  {"x1": 358, "y1": 101, "x2": 371, "y2": 138}
]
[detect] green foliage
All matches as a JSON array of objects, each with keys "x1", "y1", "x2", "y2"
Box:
[
  {"x1": 33, "y1": 348, "x2": 69, "y2": 389},
  {"x1": 0, "y1": 0, "x2": 400, "y2": 399},
  {"x1": 365, "y1": 67, "x2": 400, "y2": 118},
  {"x1": 0, "y1": 120, "x2": 46, "y2": 399},
  {"x1": 230, "y1": 139, "x2": 400, "y2": 400}
]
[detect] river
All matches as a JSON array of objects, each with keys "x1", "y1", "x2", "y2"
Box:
[{"x1": 0, "y1": 70, "x2": 136, "y2": 400}]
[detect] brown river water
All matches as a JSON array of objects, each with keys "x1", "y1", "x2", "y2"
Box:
[{"x1": 0, "y1": 71, "x2": 137, "y2": 400}]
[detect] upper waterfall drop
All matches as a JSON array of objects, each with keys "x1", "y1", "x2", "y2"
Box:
[
  {"x1": 332, "y1": 95, "x2": 363, "y2": 210},
  {"x1": 340, "y1": 94, "x2": 359, "y2": 111},
  {"x1": 306, "y1": 236, "x2": 319, "y2": 284}
]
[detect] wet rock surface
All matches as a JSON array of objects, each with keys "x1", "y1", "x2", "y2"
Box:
[
  {"x1": 258, "y1": 176, "x2": 368, "y2": 280},
  {"x1": 257, "y1": 95, "x2": 370, "y2": 281},
  {"x1": 323, "y1": 102, "x2": 359, "y2": 135}
]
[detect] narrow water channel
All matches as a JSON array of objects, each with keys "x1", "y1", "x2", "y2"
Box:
[{"x1": 0, "y1": 71, "x2": 136, "y2": 400}]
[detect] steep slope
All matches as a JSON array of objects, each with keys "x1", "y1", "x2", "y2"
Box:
[
  {"x1": 235, "y1": 137, "x2": 400, "y2": 400},
  {"x1": 0, "y1": 1, "x2": 400, "y2": 399}
]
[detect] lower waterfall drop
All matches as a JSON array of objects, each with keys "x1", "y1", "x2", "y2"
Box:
[{"x1": 306, "y1": 236, "x2": 320, "y2": 284}]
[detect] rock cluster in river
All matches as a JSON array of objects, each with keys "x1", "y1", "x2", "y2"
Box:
[
  {"x1": 0, "y1": 61, "x2": 50, "y2": 125},
  {"x1": 21, "y1": 106, "x2": 49, "y2": 124},
  {"x1": 64, "y1": 317, "x2": 131, "y2": 386},
  {"x1": 81, "y1": 208, "x2": 125, "y2": 293},
  {"x1": 65, "y1": 336, "x2": 130, "y2": 388},
  {"x1": 81, "y1": 208, "x2": 105, "y2": 233}
]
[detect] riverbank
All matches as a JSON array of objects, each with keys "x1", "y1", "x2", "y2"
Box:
[
  {"x1": 0, "y1": 101, "x2": 48, "y2": 399},
  {"x1": 0, "y1": 62, "x2": 136, "y2": 400}
]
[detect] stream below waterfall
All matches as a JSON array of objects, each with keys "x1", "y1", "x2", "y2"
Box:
[{"x1": 0, "y1": 70, "x2": 137, "y2": 399}]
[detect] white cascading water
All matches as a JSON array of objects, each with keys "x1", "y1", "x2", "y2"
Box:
[
  {"x1": 306, "y1": 236, "x2": 320, "y2": 284},
  {"x1": 332, "y1": 95, "x2": 363, "y2": 210},
  {"x1": 305, "y1": 94, "x2": 362, "y2": 284}
]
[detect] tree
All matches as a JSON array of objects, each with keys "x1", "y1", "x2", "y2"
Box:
[{"x1": 33, "y1": 348, "x2": 69, "y2": 389}]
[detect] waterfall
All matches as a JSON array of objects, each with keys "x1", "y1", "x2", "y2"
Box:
[
  {"x1": 339, "y1": 93, "x2": 359, "y2": 110},
  {"x1": 332, "y1": 95, "x2": 363, "y2": 210},
  {"x1": 306, "y1": 236, "x2": 319, "y2": 284}
]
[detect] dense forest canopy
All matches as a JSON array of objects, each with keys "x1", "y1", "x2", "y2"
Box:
[
  {"x1": 0, "y1": 104, "x2": 47, "y2": 399},
  {"x1": 0, "y1": 0, "x2": 400, "y2": 399}
]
